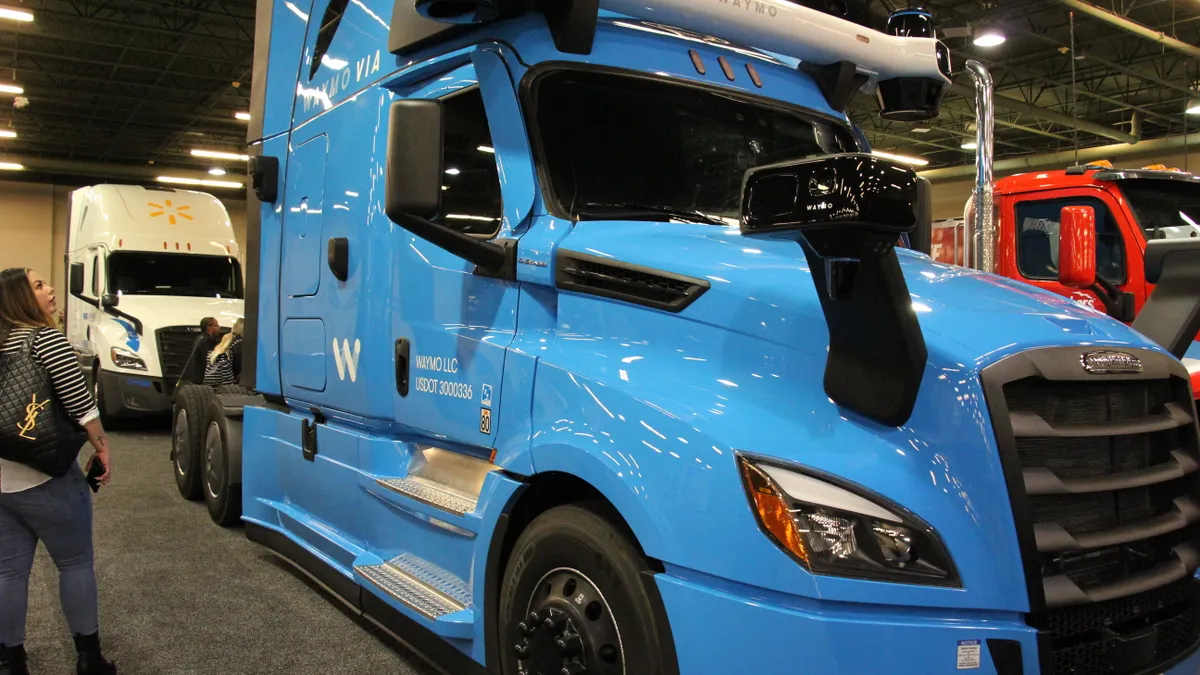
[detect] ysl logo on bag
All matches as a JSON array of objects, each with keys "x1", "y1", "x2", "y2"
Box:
[{"x1": 17, "y1": 394, "x2": 49, "y2": 440}]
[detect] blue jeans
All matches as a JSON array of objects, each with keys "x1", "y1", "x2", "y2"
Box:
[{"x1": 0, "y1": 465, "x2": 99, "y2": 646}]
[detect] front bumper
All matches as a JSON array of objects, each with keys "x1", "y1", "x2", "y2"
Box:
[
  {"x1": 656, "y1": 572, "x2": 1200, "y2": 675},
  {"x1": 98, "y1": 369, "x2": 173, "y2": 415}
]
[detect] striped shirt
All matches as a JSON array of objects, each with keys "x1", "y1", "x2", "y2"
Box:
[
  {"x1": 0, "y1": 325, "x2": 98, "y2": 493},
  {"x1": 204, "y1": 336, "x2": 242, "y2": 387}
]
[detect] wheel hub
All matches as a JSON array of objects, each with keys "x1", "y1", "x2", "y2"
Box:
[{"x1": 513, "y1": 569, "x2": 623, "y2": 675}]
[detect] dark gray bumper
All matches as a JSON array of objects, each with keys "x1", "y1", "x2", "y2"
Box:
[{"x1": 98, "y1": 369, "x2": 173, "y2": 416}]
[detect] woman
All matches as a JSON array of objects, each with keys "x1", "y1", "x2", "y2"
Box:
[
  {"x1": 0, "y1": 268, "x2": 116, "y2": 675},
  {"x1": 203, "y1": 318, "x2": 243, "y2": 387}
]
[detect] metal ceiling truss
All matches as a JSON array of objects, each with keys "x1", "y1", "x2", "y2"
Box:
[{"x1": 0, "y1": 0, "x2": 1195, "y2": 177}]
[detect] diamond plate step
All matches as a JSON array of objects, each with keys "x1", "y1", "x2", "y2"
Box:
[
  {"x1": 376, "y1": 475, "x2": 477, "y2": 516},
  {"x1": 356, "y1": 556, "x2": 468, "y2": 620}
]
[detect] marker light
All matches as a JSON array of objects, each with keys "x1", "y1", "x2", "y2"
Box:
[
  {"x1": 871, "y1": 150, "x2": 929, "y2": 167},
  {"x1": 0, "y1": 83, "x2": 24, "y2": 95},
  {"x1": 190, "y1": 148, "x2": 250, "y2": 161},
  {"x1": 156, "y1": 176, "x2": 243, "y2": 189},
  {"x1": 973, "y1": 27, "x2": 1006, "y2": 48},
  {"x1": 0, "y1": 5, "x2": 33, "y2": 22}
]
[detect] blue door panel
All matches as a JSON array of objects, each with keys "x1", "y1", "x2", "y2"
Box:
[
  {"x1": 281, "y1": 318, "x2": 327, "y2": 392},
  {"x1": 283, "y1": 133, "x2": 327, "y2": 298}
]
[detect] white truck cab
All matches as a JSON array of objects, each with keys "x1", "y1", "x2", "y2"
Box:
[{"x1": 65, "y1": 184, "x2": 244, "y2": 419}]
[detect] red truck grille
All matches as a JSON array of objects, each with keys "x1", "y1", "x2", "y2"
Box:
[{"x1": 981, "y1": 347, "x2": 1200, "y2": 674}]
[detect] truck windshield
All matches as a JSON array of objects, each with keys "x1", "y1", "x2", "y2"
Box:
[
  {"x1": 1119, "y1": 179, "x2": 1200, "y2": 241},
  {"x1": 528, "y1": 69, "x2": 858, "y2": 224},
  {"x1": 107, "y1": 252, "x2": 243, "y2": 299}
]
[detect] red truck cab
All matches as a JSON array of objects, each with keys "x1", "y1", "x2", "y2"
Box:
[{"x1": 933, "y1": 164, "x2": 1200, "y2": 395}]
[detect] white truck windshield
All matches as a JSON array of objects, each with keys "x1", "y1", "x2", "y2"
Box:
[
  {"x1": 107, "y1": 251, "x2": 243, "y2": 299},
  {"x1": 528, "y1": 68, "x2": 858, "y2": 224}
]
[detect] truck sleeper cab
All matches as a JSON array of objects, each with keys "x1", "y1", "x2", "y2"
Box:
[
  {"x1": 64, "y1": 184, "x2": 244, "y2": 420},
  {"x1": 195, "y1": 1, "x2": 1200, "y2": 674}
]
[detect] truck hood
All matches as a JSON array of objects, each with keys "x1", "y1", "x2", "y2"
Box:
[{"x1": 113, "y1": 295, "x2": 244, "y2": 333}]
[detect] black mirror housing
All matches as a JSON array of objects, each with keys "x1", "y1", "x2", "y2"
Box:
[
  {"x1": 1133, "y1": 238, "x2": 1200, "y2": 358},
  {"x1": 69, "y1": 263, "x2": 85, "y2": 296},
  {"x1": 101, "y1": 293, "x2": 119, "y2": 309},
  {"x1": 386, "y1": 99, "x2": 444, "y2": 220}
]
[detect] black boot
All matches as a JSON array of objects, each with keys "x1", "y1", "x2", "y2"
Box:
[
  {"x1": 73, "y1": 633, "x2": 115, "y2": 675},
  {"x1": 0, "y1": 644, "x2": 29, "y2": 675}
]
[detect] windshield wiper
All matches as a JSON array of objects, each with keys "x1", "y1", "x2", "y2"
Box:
[{"x1": 578, "y1": 202, "x2": 728, "y2": 226}]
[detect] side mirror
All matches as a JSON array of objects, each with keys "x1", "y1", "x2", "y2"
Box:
[
  {"x1": 101, "y1": 294, "x2": 119, "y2": 309},
  {"x1": 385, "y1": 99, "x2": 513, "y2": 276},
  {"x1": 1057, "y1": 205, "x2": 1096, "y2": 288},
  {"x1": 907, "y1": 176, "x2": 933, "y2": 256},
  {"x1": 69, "y1": 263, "x2": 85, "y2": 296}
]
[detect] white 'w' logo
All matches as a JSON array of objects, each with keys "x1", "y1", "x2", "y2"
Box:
[{"x1": 332, "y1": 338, "x2": 361, "y2": 382}]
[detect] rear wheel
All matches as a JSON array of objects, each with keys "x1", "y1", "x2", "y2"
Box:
[
  {"x1": 203, "y1": 397, "x2": 242, "y2": 527},
  {"x1": 172, "y1": 384, "x2": 213, "y2": 500},
  {"x1": 499, "y1": 505, "x2": 678, "y2": 675}
]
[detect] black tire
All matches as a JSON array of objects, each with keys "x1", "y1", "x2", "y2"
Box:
[
  {"x1": 499, "y1": 505, "x2": 678, "y2": 675},
  {"x1": 202, "y1": 397, "x2": 242, "y2": 527},
  {"x1": 172, "y1": 384, "x2": 213, "y2": 501},
  {"x1": 213, "y1": 384, "x2": 254, "y2": 396}
]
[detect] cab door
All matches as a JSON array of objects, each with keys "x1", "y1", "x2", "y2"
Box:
[
  {"x1": 1004, "y1": 189, "x2": 1147, "y2": 317},
  {"x1": 390, "y1": 52, "x2": 535, "y2": 452}
]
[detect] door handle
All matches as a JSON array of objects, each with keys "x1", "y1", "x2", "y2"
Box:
[{"x1": 395, "y1": 338, "x2": 410, "y2": 397}]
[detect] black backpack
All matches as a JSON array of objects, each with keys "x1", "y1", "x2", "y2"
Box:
[{"x1": 0, "y1": 327, "x2": 88, "y2": 477}]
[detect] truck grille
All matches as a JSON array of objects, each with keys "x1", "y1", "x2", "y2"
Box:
[
  {"x1": 982, "y1": 347, "x2": 1200, "y2": 675},
  {"x1": 156, "y1": 326, "x2": 201, "y2": 395}
]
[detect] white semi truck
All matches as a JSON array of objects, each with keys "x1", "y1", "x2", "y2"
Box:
[{"x1": 64, "y1": 184, "x2": 244, "y2": 420}]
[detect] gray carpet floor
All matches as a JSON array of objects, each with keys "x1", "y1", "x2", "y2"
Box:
[{"x1": 22, "y1": 421, "x2": 437, "y2": 675}]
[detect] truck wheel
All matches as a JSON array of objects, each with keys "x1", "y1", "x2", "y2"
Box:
[
  {"x1": 499, "y1": 505, "x2": 678, "y2": 675},
  {"x1": 172, "y1": 384, "x2": 213, "y2": 501},
  {"x1": 93, "y1": 366, "x2": 115, "y2": 426},
  {"x1": 203, "y1": 397, "x2": 242, "y2": 527}
]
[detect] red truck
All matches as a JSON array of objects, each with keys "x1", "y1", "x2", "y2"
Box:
[{"x1": 930, "y1": 162, "x2": 1200, "y2": 394}]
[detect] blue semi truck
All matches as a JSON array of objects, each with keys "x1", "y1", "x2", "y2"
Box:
[{"x1": 167, "y1": 1, "x2": 1200, "y2": 673}]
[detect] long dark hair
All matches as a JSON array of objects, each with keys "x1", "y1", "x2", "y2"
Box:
[{"x1": 0, "y1": 267, "x2": 54, "y2": 329}]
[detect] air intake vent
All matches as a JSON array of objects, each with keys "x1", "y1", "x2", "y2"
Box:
[{"x1": 555, "y1": 251, "x2": 710, "y2": 313}]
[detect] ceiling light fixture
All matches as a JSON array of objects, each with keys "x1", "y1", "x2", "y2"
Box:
[
  {"x1": 235, "y1": 112, "x2": 251, "y2": 121},
  {"x1": 445, "y1": 168, "x2": 461, "y2": 175},
  {"x1": 973, "y1": 26, "x2": 1006, "y2": 48},
  {"x1": 1187, "y1": 97, "x2": 1200, "y2": 115},
  {"x1": 0, "y1": 161, "x2": 24, "y2": 170},
  {"x1": 0, "y1": 83, "x2": 24, "y2": 95},
  {"x1": 157, "y1": 175, "x2": 242, "y2": 189},
  {"x1": 477, "y1": 145, "x2": 495, "y2": 153},
  {"x1": 0, "y1": 130, "x2": 15, "y2": 139},
  {"x1": 208, "y1": 167, "x2": 227, "y2": 176},
  {"x1": 961, "y1": 141, "x2": 978, "y2": 150},
  {"x1": 190, "y1": 148, "x2": 249, "y2": 161},
  {"x1": 871, "y1": 150, "x2": 929, "y2": 167},
  {"x1": 0, "y1": 5, "x2": 33, "y2": 22}
]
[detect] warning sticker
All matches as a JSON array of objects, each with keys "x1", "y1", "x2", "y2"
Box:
[
  {"x1": 956, "y1": 640, "x2": 981, "y2": 670},
  {"x1": 479, "y1": 408, "x2": 492, "y2": 435}
]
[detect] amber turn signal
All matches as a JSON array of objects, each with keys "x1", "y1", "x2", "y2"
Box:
[{"x1": 738, "y1": 457, "x2": 809, "y2": 567}]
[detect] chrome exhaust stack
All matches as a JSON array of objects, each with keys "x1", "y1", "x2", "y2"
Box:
[{"x1": 965, "y1": 60, "x2": 996, "y2": 274}]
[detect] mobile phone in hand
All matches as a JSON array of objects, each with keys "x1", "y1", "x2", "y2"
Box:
[{"x1": 85, "y1": 459, "x2": 104, "y2": 493}]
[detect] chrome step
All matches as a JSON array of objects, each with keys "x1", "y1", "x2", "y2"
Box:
[
  {"x1": 356, "y1": 554, "x2": 469, "y2": 620},
  {"x1": 376, "y1": 475, "x2": 477, "y2": 516}
]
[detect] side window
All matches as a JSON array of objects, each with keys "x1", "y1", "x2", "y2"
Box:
[
  {"x1": 310, "y1": 0, "x2": 350, "y2": 80},
  {"x1": 1015, "y1": 197, "x2": 1126, "y2": 284},
  {"x1": 90, "y1": 254, "x2": 100, "y2": 296},
  {"x1": 437, "y1": 88, "x2": 502, "y2": 238}
]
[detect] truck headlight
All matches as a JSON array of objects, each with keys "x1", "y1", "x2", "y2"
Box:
[
  {"x1": 110, "y1": 346, "x2": 146, "y2": 371},
  {"x1": 737, "y1": 454, "x2": 959, "y2": 586}
]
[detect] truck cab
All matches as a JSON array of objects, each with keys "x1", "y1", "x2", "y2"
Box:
[
  {"x1": 188, "y1": 2, "x2": 1200, "y2": 674},
  {"x1": 65, "y1": 184, "x2": 244, "y2": 419},
  {"x1": 992, "y1": 166, "x2": 1200, "y2": 389}
]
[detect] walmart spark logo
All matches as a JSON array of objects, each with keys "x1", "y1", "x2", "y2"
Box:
[{"x1": 148, "y1": 200, "x2": 193, "y2": 225}]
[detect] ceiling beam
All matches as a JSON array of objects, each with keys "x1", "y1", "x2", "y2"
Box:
[
  {"x1": 945, "y1": 82, "x2": 1138, "y2": 144},
  {"x1": 1051, "y1": 0, "x2": 1200, "y2": 59}
]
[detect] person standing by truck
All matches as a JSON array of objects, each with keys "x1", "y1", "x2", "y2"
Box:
[
  {"x1": 0, "y1": 268, "x2": 117, "y2": 675},
  {"x1": 203, "y1": 319, "x2": 243, "y2": 387}
]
